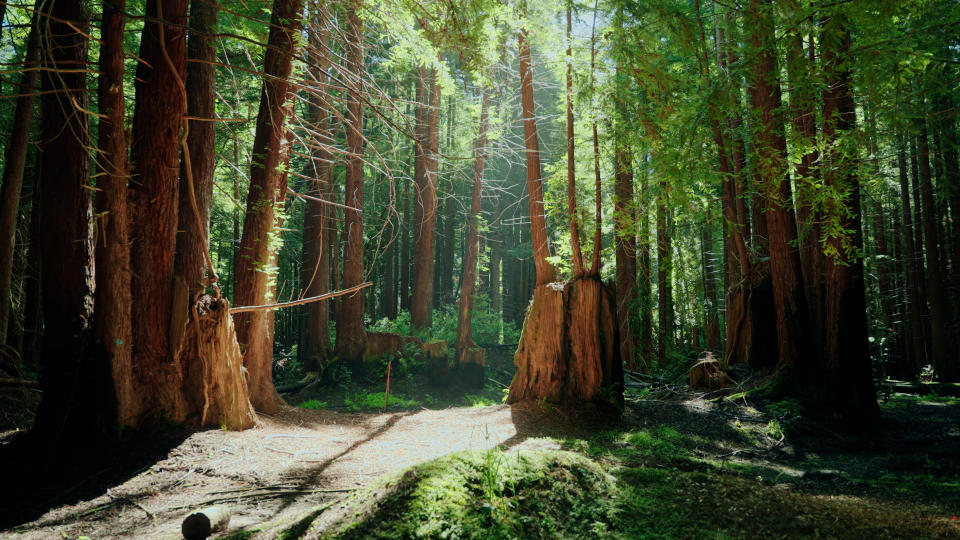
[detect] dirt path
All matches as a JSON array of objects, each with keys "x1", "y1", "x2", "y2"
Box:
[{"x1": 3, "y1": 404, "x2": 565, "y2": 539}]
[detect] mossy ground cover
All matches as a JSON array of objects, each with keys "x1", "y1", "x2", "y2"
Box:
[{"x1": 236, "y1": 388, "x2": 959, "y2": 539}]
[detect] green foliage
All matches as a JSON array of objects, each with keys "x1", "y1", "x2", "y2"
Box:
[
  {"x1": 297, "y1": 399, "x2": 327, "y2": 410},
  {"x1": 370, "y1": 295, "x2": 520, "y2": 347},
  {"x1": 323, "y1": 450, "x2": 621, "y2": 540},
  {"x1": 464, "y1": 393, "x2": 498, "y2": 408},
  {"x1": 344, "y1": 391, "x2": 419, "y2": 412}
]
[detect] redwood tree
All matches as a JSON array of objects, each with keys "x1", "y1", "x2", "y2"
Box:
[
  {"x1": 234, "y1": 0, "x2": 304, "y2": 412},
  {"x1": 335, "y1": 0, "x2": 367, "y2": 374}
]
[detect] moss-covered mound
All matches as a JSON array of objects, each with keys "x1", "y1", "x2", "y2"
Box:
[{"x1": 319, "y1": 449, "x2": 618, "y2": 539}]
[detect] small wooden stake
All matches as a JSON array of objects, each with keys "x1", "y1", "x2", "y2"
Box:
[{"x1": 384, "y1": 361, "x2": 391, "y2": 412}]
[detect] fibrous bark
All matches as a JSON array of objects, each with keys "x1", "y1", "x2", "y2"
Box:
[
  {"x1": 32, "y1": 0, "x2": 98, "y2": 438},
  {"x1": 0, "y1": 14, "x2": 39, "y2": 357},
  {"x1": 234, "y1": 0, "x2": 304, "y2": 412},
  {"x1": 130, "y1": 0, "x2": 190, "y2": 420},
  {"x1": 454, "y1": 88, "x2": 490, "y2": 384},
  {"x1": 518, "y1": 26, "x2": 555, "y2": 286},
  {"x1": 299, "y1": 5, "x2": 334, "y2": 371},
  {"x1": 334, "y1": 0, "x2": 367, "y2": 375},
  {"x1": 508, "y1": 279, "x2": 622, "y2": 408},
  {"x1": 94, "y1": 0, "x2": 135, "y2": 426},
  {"x1": 410, "y1": 60, "x2": 439, "y2": 329}
]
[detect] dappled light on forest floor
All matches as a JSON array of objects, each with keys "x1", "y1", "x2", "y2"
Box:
[{"x1": 2, "y1": 390, "x2": 959, "y2": 538}]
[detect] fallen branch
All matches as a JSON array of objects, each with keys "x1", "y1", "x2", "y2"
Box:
[{"x1": 230, "y1": 282, "x2": 372, "y2": 313}]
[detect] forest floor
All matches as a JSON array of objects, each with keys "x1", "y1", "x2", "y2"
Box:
[{"x1": 0, "y1": 349, "x2": 958, "y2": 539}]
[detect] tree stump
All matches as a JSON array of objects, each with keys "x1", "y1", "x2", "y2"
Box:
[
  {"x1": 455, "y1": 347, "x2": 486, "y2": 390},
  {"x1": 689, "y1": 353, "x2": 732, "y2": 390},
  {"x1": 177, "y1": 296, "x2": 256, "y2": 429},
  {"x1": 424, "y1": 340, "x2": 451, "y2": 387},
  {"x1": 508, "y1": 277, "x2": 622, "y2": 407}
]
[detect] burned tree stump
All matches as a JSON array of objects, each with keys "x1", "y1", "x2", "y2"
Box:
[{"x1": 508, "y1": 277, "x2": 622, "y2": 407}]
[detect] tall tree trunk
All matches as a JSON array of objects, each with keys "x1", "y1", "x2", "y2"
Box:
[
  {"x1": 130, "y1": 0, "x2": 191, "y2": 420},
  {"x1": 455, "y1": 88, "x2": 490, "y2": 376},
  {"x1": 171, "y1": 0, "x2": 219, "y2": 347},
  {"x1": 94, "y1": 0, "x2": 135, "y2": 426},
  {"x1": 0, "y1": 14, "x2": 39, "y2": 358},
  {"x1": 702, "y1": 223, "x2": 721, "y2": 351},
  {"x1": 657, "y1": 183, "x2": 673, "y2": 367},
  {"x1": 786, "y1": 14, "x2": 821, "y2": 319},
  {"x1": 917, "y1": 117, "x2": 953, "y2": 381},
  {"x1": 566, "y1": 3, "x2": 585, "y2": 276},
  {"x1": 898, "y1": 140, "x2": 925, "y2": 378},
  {"x1": 614, "y1": 142, "x2": 637, "y2": 368},
  {"x1": 410, "y1": 62, "x2": 439, "y2": 329},
  {"x1": 518, "y1": 26, "x2": 555, "y2": 285},
  {"x1": 335, "y1": 0, "x2": 367, "y2": 374},
  {"x1": 400, "y1": 163, "x2": 412, "y2": 312},
  {"x1": 638, "y1": 159, "x2": 653, "y2": 371},
  {"x1": 299, "y1": 5, "x2": 334, "y2": 371},
  {"x1": 818, "y1": 11, "x2": 877, "y2": 416},
  {"x1": 32, "y1": 0, "x2": 99, "y2": 439},
  {"x1": 234, "y1": 0, "x2": 304, "y2": 412},
  {"x1": 441, "y1": 97, "x2": 457, "y2": 301},
  {"x1": 746, "y1": 0, "x2": 815, "y2": 380}
]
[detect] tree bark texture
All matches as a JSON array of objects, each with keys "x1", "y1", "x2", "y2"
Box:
[
  {"x1": 455, "y1": 88, "x2": 490, "y2": 366},
  {"x1": 819, "y1": 12, "x2": 878, "y2": 415},
  {"x1": 613, "y1": 144, "x2": 637, "y2": 369},
  {"x1": 518, "y1": 27, "x2": 556, "y2": 286},
  {"x1": 94, "y1": 0, "x2": 135, "y2": 426},
  {"x1": 746, "y1": 0, "x2": 815, "y2": 378},
  {"x1": 335, "y1": 0, "x2": 367, "y2": 374},
  {"x1": 173, "y1": 0, "x2": 219, "y2": 331},
  {"x1": 32, "y1": 1, "x2": 99, "y2": 439},
  {"x1": 233, "y1": 0, "x2": 304, "y2": 412},
  {"x1": 0, "y1": 13, "x2": 39, "y2": 354},
  {"x1": 916, "y1": 119, "x2": 953, "y2": 381},
  {"x1": 299, "y1": 6, "x2": 334, "y2": 371},
  {"x1": 130, "y1": 0, "x2": 190, "y2": 420},
  {"x1": 410, "y1": 63, "x2": 439, "y2": 329},
  {"x1": 508, "y1": 278, "x2": 622, "y2": 408}
]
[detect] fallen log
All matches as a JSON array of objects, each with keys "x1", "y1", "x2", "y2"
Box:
[{"x1": 182, "y1": 505, "x2": 231, "y2": 540}]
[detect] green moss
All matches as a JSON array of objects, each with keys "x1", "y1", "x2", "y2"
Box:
[
  {"x1": 297, "y1": 399, "x2": 327, "y2": 410},
  {"x1": 320, "y1": 449, "x2": 621, "y2": 540},
  {"x1": 344, "y1": 391, "x2": 419, "y2": 411}
]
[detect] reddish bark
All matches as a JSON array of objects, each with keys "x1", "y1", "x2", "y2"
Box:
[
  {"x1": 94, "y1": 0, "x2": 135, "y2": 426},
  {"x1": 234, "y1": 0, "x2": 304, "y2": 412},
  {"x1": 455, "y1": 88, "x2": 490, "y2": 364},
  {"x1": 819, "y1": 12, "x2": 878, "y2": 415},
  {"x1": 410, "y1": 61, "x2": 439, "y2": 329},
  {"x1": 518, "y1": 27, "x2": 556, "y2": 285},
  {"x1": 334, "y1": 0, "x2": 367, "y2": 374},
  {"x1": 746, "y1": 0, "x2": 814, "y2": 378},
  {"x1": 32, "y1": 0, "x2": 98, "y2": 438},
  {"x1": 0, "y1": 15, "x2": 39, "y2": 354},
  {"x1": 300, "y1": 7, "x2": 334, "y2": 371},
  {"x1": 130, "y1": 0, "x2": 190, "y2": 419}
]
